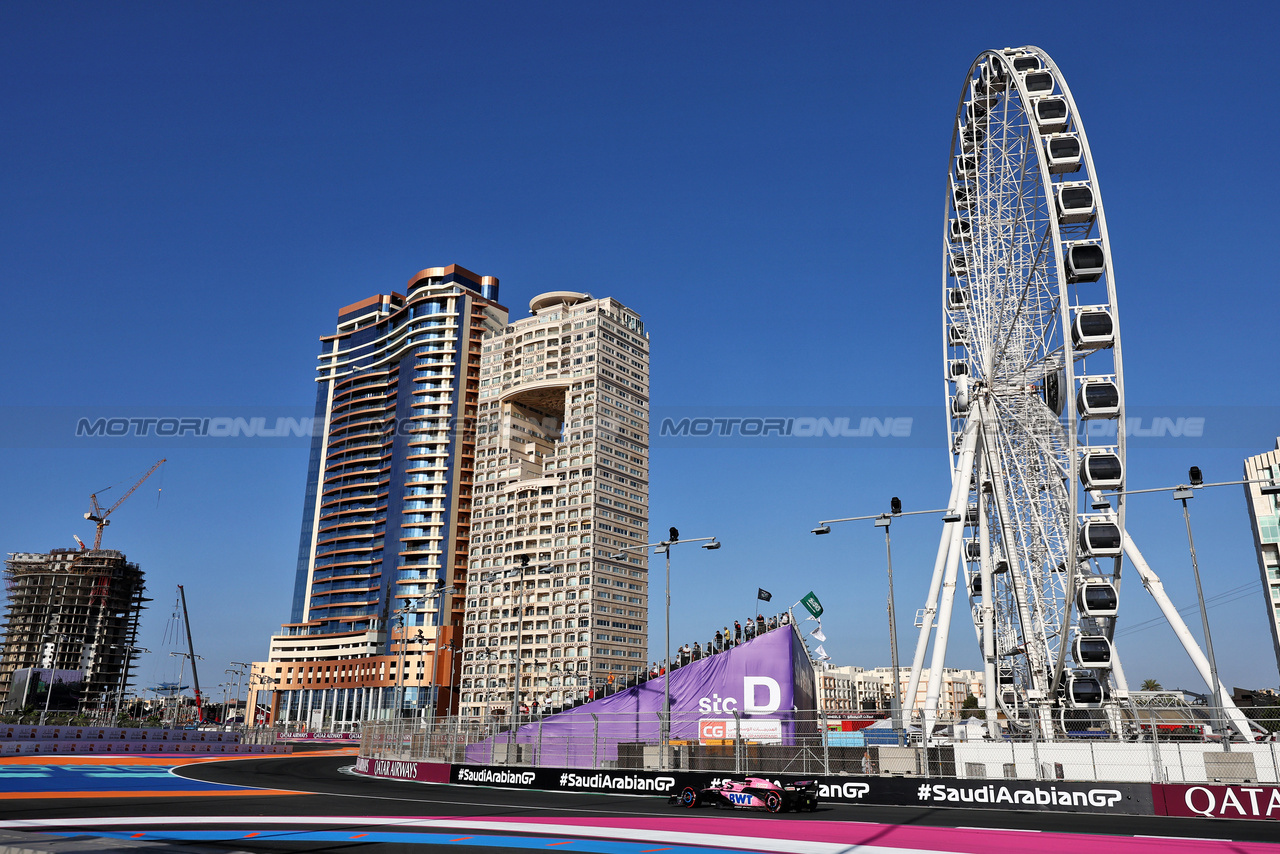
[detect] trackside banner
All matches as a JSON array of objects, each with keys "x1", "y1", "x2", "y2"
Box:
[
  {"x1": 352, "y1": 756, "x2": 450, "y2": 783},
  {"x1": 443, "y1": 763, "x2": 1152, "y2": 814},
  {"x1": 1154, "y1": 784, "x2": 1280, "y2": 821}
]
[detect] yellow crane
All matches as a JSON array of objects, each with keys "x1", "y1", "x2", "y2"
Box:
[{"x1": 84, "y1": 459, "x2": 166, "y2": 549}]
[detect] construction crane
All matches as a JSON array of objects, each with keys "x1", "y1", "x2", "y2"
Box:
[{"x1": 84, "y1": 459, "x2": 166, "y2": 549}]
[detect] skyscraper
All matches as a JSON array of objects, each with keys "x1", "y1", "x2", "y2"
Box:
[
  {"x1": 458, "y1": 291, "x2": 650, "y2": 720},
  {"x1": 1244, "y1": 438, "x2": 1280, "y2": 678},
  {"x1": 254, "y1": 265, "x2": 507, "y2": 726}
]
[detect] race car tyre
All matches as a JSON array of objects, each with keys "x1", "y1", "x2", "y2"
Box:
[
  {"x1": 678, "y1": 787, "x2": 699, "y2": 808},
  {"x1": 764, "y1": 791, "x2": 783, "y2": 813}
]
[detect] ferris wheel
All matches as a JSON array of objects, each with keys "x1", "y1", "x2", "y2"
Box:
[{"x1": 901, "y1": 46, "x2": 1255, "y2": 741}]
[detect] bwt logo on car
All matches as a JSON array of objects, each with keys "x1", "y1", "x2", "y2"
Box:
[
  {"x1": 727, "y1": 792, "x2": 756, "y2": 806},
  {"x1": 819, "y1": 781, "x2": 871, "y2": 800},
  {"x1": 697, "y1": 677, "x2": 781, "y2": 714}
]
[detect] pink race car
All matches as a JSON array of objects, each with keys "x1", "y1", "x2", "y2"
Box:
[{"x1": 671, "y1": 776, "x2": 819, "y2": 813}]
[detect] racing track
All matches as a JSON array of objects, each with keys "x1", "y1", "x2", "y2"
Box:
[{"x1": 0, "y1": 754, "x2": 1276, "y2": 852}]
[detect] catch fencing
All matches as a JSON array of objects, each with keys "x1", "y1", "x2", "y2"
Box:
[{"x1": 359, "y1": 706, "x2": 1280, "y2": 785}]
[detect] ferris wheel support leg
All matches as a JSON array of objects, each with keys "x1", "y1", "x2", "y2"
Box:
[
  {"x1": 1121, "y1": 532, "x2": 1254, "y2": 741},
  {"x1": 903, "y1": 416, "x2": 978, "y2": 737},
  {"x1": 977, "y1": 455, "x2": 1001, "y2": 738},
  {"x1": 923, "y1": 503, "x2": 969, "y2": 743},
  {"x1": 1103, "y1": 646, "x2": 1131, "y2": 735}
]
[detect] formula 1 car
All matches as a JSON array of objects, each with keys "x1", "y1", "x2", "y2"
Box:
[{"x1": 670, "y1": 777, "x2": 819, "y2": 813}]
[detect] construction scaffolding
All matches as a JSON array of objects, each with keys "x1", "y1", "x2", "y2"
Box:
[{"x1": 0, "y1": 549, "x2": 147, "y2": 714}]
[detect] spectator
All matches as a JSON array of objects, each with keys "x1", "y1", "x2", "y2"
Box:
[
  {"x1": 756, "y1": 614, "x2": 767, "y2": 635},
  {"x1": 733, "y1": 621, "x2": 742, "y2": 644},
  {"x1": 692, "y1": 642, "x2": 702, "y2": 660},
  {"x1": 723, "y1": 626, "x2": 732, "y2": 648},
  {"x1": 781, "y1": 612, "x2": 791, "y2": 625},
  {"x1": 768, "y1": 615, "x2": 778, "y2": 630},
  {"x1": 744, "y1": 619, "x2": 756, "y2": 640},
  {"x1": 714, "y1": 630, "x2": 723, "y2": 652}
]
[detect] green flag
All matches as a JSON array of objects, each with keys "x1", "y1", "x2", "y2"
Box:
[{"x1": 800, "y1": 591, "x2": 824, "y2": 619}]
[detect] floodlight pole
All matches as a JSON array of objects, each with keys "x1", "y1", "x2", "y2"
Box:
[
  {"x1": 614, "y1": 534, "x2": 719, "y2": 770},
  {"x1": 814, "y1": 503, "x2": 953, "y2": 747}
]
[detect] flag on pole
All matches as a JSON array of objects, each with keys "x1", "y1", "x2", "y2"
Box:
[
  {"x1": 810, "y1": 626, "x2": 826, "y2": 643},
  {"x1": 814, "y1": 645, "x2": 830, "y2": 661},
  {"x1": 757, "y1": 588, "x2": 773, "y2": 602},
  {"x1": 800, "y1": 591, "x2": 824, "y2": 619}
]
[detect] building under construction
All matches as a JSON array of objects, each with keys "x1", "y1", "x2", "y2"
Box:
[{"x1": 0, "y1": 549, "x2": 147, "y2": 713}]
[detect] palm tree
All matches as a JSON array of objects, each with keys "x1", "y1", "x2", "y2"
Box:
[{"x1": 1140, "y1": 679, "x2": 1163, "y2": 692}]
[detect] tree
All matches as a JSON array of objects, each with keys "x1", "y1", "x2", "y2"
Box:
[
  {"x1": 960, "y1": 693, "x2": 985, "y2": 719},
  {"x1": 1140, "y1": 679, "x2": 1163, "y2": 692}
]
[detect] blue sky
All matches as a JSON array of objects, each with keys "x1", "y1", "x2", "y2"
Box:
[{"x1": 2, "y1": 1, "x2": 1278, "y2": 701}]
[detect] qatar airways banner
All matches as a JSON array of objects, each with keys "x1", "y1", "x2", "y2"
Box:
[
  {"x1": 465, "y1": 624, "x2": 816, "y2": 766},
  {"x1": 1154, "y1": 784, "x2": 1280, "y2": 821}
]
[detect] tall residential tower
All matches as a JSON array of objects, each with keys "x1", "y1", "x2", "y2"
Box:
[
  {"x1": 1244, "y1": 438, "x2": 1280, "y2": 679},
  {"x1": 254, "y1": 265, "x2": 507, "y2": 726},
  {"x1": 458, "y1": 291, "x2": 650, "y2": 719}
]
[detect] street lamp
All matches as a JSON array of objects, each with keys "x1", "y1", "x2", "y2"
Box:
[
  {"x1": 613, "y1": 527, "x2": 720, "y2": 770},
  {"x1": 113, "y1": 646, "x2": 148, "y2": 721},
  {"x1": 1174, "y1": 468, "x2": 1227, "y2": 750},
  {"x1": 392, "y1": 598, "x2": 418, "y2": 719},
  {"x1": 168, "y1": 652, "x2": 202, "y2": 727},
  {"x1": 813, "y1": 499, "x2": 955, "y2": 746},
  {"x1": 419, "y1": 584, "x2": 457, "y2": 722},
  {"x1": 249, "y1": 673, "x2": 279, "y2": 728}
]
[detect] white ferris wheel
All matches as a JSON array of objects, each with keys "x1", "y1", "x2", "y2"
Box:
[{"x1": 902, "y1": 46, "x2": 1256, "y2": 742}]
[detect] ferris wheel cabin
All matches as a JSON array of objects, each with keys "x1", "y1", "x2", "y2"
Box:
[
  {"x1": 1077, "y1": 579, "x2": 1119, "y2": 618},
  {"x1": 1072, "y1": 308, "x2": 1115, "y2": 349},
  {"x1": 1064, "y1": 241, "x2": 1106, "y2": 282},
  {"x1": 1055, "y1": 182, "x2": 1095, "y2": 223},
  {"x1": 1067, "y1": 675, "x2": 1105, "y2": 708},
  {"x1": 1076, "y1": 378, "x2": 1120, "y2": 418},
  {"x1": 1078, "y1": 518, "x2": 1123, "y2": 557},
  {"x1": 1079, "y1": 449, "x2": 1124, "y2": 489},
  {"x1": 949, "y1": 218, "x2": 971, "y2": 243},
  {"x1": 1033, "y1": 96, "x2": 1069, "y2": 133},
  {"x1": 1044, "y1": 134, "x2": 1082, "y2": 173},
  {"x1": 1023, "y1": 70, "x2": 1055, "y2": 95},
  {"x1": 1073, "y1": 635, "x2": 1114, "y2": 668},
  {"x1": 1010, "y1": 54, "x2": 1041, "y2": 73}
]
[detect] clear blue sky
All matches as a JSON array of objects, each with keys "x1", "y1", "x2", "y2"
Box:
[{"x1": 2, "y1": 1, "x2": 1278, "y2": 700}]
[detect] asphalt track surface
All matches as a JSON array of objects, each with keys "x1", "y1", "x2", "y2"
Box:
[{"x1": 0, "y1": 753, "x2": 1277, "y2": 852}]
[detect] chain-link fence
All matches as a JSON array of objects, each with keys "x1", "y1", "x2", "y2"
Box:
[{"x1": 359, "y1": 705, "x2": 1280, "y2": 784}]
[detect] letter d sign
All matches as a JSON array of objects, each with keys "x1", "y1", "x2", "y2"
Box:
[{"x1": 743, "y1": 676, "x2": 780, "y2": 714}]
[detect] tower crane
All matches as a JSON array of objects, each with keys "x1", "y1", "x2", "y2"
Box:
[{"x1": 84, "y1": 459, "x2": 166, "y2": 549}]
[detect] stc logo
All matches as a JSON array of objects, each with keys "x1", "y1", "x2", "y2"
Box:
[{"x1": 697, "y1": 677, "x2": 781, "y2": 715}]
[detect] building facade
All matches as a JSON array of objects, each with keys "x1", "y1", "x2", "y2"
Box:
[
  {"x1": 816, "y1": 665, "x2": 891, "y2": 715},
  {"x1": 0, "y1": 549, "x2": 146, "y2": 714},
  {"x1": 1244, "y1": 438, "x2": 1280, "y2": 678},
  {"x1": 816, "y1": 665, "x2": 983, "y2": 720},
  {"x1": 252, "y1": 265, "x2": 508, "y2": 726},
  {"x1": 458, "y1": 291, "x2": 650, "y2": 719}
]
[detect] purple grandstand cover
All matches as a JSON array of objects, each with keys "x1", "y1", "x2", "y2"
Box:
[{"x1": 464, "y1": 623, "x2": 816, "y2": 766}]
